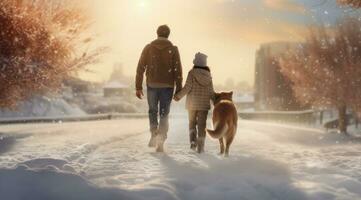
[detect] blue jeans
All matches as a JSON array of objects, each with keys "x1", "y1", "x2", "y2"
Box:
[{"x1": 147, "y1": 87, "x2": 174, "y2": 141}]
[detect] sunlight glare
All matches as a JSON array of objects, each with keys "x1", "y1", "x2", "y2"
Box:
[{"x1": 138, "y1": 0, "x2": 147, "y2": 8}]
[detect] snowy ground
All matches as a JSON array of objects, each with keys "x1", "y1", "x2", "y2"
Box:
[{"x1": 1, "y1": 118, "x2": 361, "y2": 200}]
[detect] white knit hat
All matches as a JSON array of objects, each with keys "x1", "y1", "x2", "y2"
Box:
[{"x1": 193, "y1": 52, "x2": 208, "y2": 67}]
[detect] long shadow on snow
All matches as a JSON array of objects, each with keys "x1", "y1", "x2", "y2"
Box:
[
  {"x1": 0, "y1": 166, "x2": 140, "y2": 200},
  {"x1": 156, "y1": 153, "x2": 308, "y2": 200}
]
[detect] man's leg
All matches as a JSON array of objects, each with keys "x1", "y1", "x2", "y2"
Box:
[
  {"x1": 157, "y1": 88, "x2": 174, "y2": 152},
  {"x1": 188, "y1": 110, "x2": 198, "y2": 150},
  {"x1": 197, "y1": 111, "x2": 208, "y2": 153},
  {"x1": 147, "y1": 87, "x2": 159, "y2": 147}
]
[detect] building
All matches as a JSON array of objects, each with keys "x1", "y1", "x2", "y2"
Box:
[
  {"x1": 254, "y1": 42, "x2": 304, "y2": 111},
  {"x1": 103, "y1": 81, "x2": 130, "y2": 97},
  {"x1": 103, "y1": 63, "x2": 133, "y2": 97},
  {"x1": 63, "y1": 77, "x2": 90, "y2": 94}
]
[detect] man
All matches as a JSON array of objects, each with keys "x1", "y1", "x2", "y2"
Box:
[{"x1": 135, "y1": 25, "x2": 183, "y2": 152}]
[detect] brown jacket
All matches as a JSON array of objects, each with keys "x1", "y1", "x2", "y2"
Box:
[
  {"x1": 175, "y1": 67, "x2": 215, "y2": 110},
  {"x1": 135, "y1": 38, "x2": 183, "y2": 92}
]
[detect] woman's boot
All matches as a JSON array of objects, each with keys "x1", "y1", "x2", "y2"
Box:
[
  {"x1": 197, "y1": 137, "x2": 205, "y2": 154},
  {"x1": 190, "y1": 130, "x2": 198, "y2": 150}
]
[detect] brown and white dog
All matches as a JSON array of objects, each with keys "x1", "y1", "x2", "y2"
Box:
[{"x1": 207, "y1": 92, "x2": 238, "y2": 157}]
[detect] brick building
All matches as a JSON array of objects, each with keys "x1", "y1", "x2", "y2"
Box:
[{"x1": 254, "y1": 42, "x2": 304, "y2": 111}]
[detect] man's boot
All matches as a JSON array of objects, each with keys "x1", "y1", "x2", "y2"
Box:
[
  {"x1": 190, "y1": 130, "x2": 197, "y2": 151},
  {"x1": 190, "y1": 141, "x2": 197, "y2": 151},
  {"x1": 156, "y1": 141, "x2": 164, "y2": 152},
  {"x1": 148, "y1": 130, "x2": 158, "y2": 147},
  {"x1": 197, "y1": 137, "x2": 205, "y2": 154},
  {"x1": 156, "y1": 134, "x2": 165, "y2": 153}
]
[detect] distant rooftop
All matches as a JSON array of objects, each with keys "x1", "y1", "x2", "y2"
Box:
[{"x1": 103, "y1": 81, "x2": 129, "y2": 89}]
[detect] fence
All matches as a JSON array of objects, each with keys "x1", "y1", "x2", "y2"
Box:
[
  {"x1": 0, "y1": 111, "x2": 316, "y2": 125},
  {"x1": 238, "y1": 110, "x2": 315, "y2": 124}
]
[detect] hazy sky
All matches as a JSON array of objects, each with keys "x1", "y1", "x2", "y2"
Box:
[{"x1": 80, "y1": 0, "x2": 358, "y2": 85}]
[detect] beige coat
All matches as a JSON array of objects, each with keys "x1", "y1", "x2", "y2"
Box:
[
  {"x1": 175, "y1": 68, "x2": 215, "y2": 110},
  {"x1": 135, "y1": 38, "x2": 183, "y2": 92}
]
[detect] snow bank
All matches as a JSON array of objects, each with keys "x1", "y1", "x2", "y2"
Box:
[
  {"x1": 0, "y1": 159, "x2": 134, "y2": 200},
  {"x1": 0, "y1": 155, "x2": 309, "y2": 200},
  {"x1": 0, "y1": 158, "x2": 177, "y2": 200},
  {"x1": 0, "y1": 96, "x2": 85, "y2": 118},
  {"x1": 296, "y1": 175, "x2": 361, "y2": 200}
]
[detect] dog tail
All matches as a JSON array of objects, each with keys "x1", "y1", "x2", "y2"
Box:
[{"x1": 207, "y1": 121, "x2": 228, "y2": 139}]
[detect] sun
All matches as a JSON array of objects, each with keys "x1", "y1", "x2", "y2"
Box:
[{"x1": 138, "y1": 0, "x2": 147, "y2": 8}]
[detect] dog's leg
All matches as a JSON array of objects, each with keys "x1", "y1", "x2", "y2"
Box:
[
  {"x1": 225, "y1": 133, "x2": 234, "y2": 157},
  {"x1": 219, "y1": 138, "x2": 224, "y2": 155}
]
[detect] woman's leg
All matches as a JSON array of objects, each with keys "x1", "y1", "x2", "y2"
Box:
[
  {"x1": 188, "y1": 110, "x2": 198, "y2": 150},
  {"x1": 196, "y1": 111, "x2": 208, "y2": 153}
]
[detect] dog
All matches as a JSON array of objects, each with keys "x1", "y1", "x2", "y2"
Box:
[{"x1": 207, "y1": 92, "x2": 238, "y2": 157}]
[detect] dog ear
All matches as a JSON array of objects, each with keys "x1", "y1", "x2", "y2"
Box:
[
  {"x1": 214, "y1": 92, "x2": 221, "y2": 103},
  {"x1": 226, "y1": 91, "x2": 233, "y2": 100}
]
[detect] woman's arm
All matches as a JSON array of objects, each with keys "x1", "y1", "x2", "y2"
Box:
[
  {"x1": 174, "y1": 71, "x2": 193, "y2": 100},
  {"x1": 210, "y1": 78, "x2": 216, "y2": 103}
]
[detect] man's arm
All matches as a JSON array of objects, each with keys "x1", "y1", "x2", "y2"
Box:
[
  {"x1": 210, "y1": 79, "x2": 216, "y2": 103},
  {"x1": 135, "y1": 45, "x2": 149, "y2": 91},
  {"x1": 173, "y1": 46, "x2": 183, "y2": 93},
  {"x1": 174, "y1": 72, "x2": 192, "y2": 100}
]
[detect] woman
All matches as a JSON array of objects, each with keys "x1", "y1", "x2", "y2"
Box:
[{"x1": 174, "y1": 52, "x2": 215, "y2": 153}]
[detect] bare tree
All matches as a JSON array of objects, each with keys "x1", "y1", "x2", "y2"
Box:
[
  {"x1": 279, "y1": 18, "x2": 361, "y2": 134},
  {"x1": 0, "y1": 0, "x2": 106, "y2": 108}
]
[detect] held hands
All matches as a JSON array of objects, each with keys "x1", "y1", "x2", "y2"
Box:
[
  {"x1": 136, "y1": 90, "x2": 144, "y2": 99},
  {"x1": 173, "y1": 95, "x2": 180, "y2": 102}
]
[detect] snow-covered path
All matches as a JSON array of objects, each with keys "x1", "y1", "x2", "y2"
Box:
[{"x1": 1, "y1": 118, "x2": 361, "y2": 200}]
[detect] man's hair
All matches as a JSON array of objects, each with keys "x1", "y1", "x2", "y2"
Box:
[{"x1": 157, "y1": 25, "x2": 171, "y2": 38}]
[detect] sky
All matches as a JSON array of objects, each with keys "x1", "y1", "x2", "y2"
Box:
[{"x1": 79, "y1": 0, "x2": 359, "y2": 86}]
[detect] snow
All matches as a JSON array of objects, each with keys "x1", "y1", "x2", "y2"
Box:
[
  {"x1": 0, "y1": 96, "x2": 85, "y2": 118},
  {"x1": 0, "y1": 165, "x2": 136, "y2": 200},
  {"x1": 1, "y1": 118, "x2": 361, "y2": 200}
]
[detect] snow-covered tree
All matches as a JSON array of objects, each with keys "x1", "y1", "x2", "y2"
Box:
[
  {"x1": 279, "y1": 18, "x2": 361, "y2": 134},
  {"x1": 337, "y1": 0, "x2": 361, "y2": 8},
  {"x1": 0, "y1": 0, "x2": 105, "y2": 108}
]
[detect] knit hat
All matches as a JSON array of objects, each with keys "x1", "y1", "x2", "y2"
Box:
[{"x1": 193, "y1": 52, "x2": 208, "y2": 67}]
